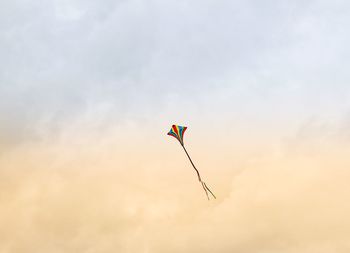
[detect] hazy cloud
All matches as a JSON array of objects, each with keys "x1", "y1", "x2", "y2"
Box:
[{"x1": 1, "y1": 119, "x2": 350, "y2": 252}]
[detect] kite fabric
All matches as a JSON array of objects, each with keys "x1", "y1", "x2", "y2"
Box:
[
  {"x1": 167, "y1": 125, "x2": 216, "y2": 200},
  {"x1": 167, "y1": 125, "x2": 187, "y2": 146}
]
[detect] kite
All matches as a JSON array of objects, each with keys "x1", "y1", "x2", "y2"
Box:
[{"x1": 167, "y1": 125, "x2": 216, "y2": 200}]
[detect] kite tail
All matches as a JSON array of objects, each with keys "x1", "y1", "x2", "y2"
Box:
[
  {"x1": 182, "y1": 145, "x2": 216, "y2": 200},
  {"x1": 200, "y1": 182, "x2": 209, "y2": 200},
  {"x1": 203, "y1": 182, "x2": 216, "y2": 199}
]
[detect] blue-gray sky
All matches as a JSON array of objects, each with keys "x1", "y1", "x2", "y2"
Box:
[{"x1": 2, "y1": 0, "x2": 350, "y2": 147}]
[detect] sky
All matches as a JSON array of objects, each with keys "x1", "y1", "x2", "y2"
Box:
[{"x1": 1, "y1": 0, "x2": 350, "y2": 252}]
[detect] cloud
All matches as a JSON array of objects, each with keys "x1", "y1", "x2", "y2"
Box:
[
  {"x1": 1, "y1": 1, "x2": 350, "y2": 251},
  {"x1": 1, "y1": 118, "x2": 350, "y2": 252}
]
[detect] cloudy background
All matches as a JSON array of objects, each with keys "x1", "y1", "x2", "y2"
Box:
[{"x1": 1, "y1": 0, "x2": 350, "y2": 252}]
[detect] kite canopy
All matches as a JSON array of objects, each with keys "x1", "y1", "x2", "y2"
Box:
[{"x1": 167, "y1": 125, "x2": 187, "y2": 146}]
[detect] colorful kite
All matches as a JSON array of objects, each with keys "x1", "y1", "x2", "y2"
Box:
[{"x1": 167, "y1": 125, "x2": 216, "y2": 200}]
